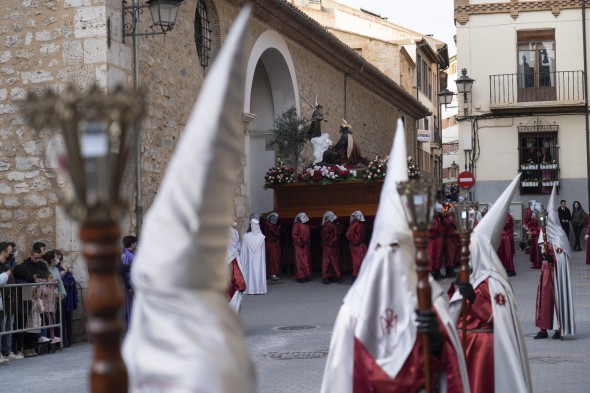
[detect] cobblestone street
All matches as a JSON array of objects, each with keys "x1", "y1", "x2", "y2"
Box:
[{"x1": 3, "y1": 248, "x2": 590, "y2": 392}]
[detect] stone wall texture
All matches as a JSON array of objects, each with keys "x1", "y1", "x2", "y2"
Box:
[{"x1": 1, "y1": 1, "x2": 421, "y2": 290}]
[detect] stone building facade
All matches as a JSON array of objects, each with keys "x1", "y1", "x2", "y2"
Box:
[{"x1": 0, "y1": 0, "x2": 429, "y2": 295}]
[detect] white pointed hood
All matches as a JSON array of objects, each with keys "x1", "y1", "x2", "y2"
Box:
[
  {"x1": 123, "y1": 7, "x2": 256, "y2": 392},
  {"x1": 336, "y1": 119, "x2": 418, "y2": 381},
  {"x1": 322, "y1": 120, "x2": 470, "y2": 392},
  {"x1": 470, "y1": 174, "x2": 521, "y2": 282},
  {"x1": 543, "y1": 186, "x2": 571, "y2": 255},
  {"x1": 452, "y1": 173, "x2": 533, "y2": 393}
]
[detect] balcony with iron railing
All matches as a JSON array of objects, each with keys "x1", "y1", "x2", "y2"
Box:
[{"x1": 489, "y1": 70, "x2": 585, "y2": 113}]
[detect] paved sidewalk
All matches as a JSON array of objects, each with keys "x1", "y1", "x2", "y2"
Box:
[
  {"x1": 2, "y1": 248, "x2": 589, "y2": 392},
  {"x1": 240, "y1": 248, "x2": 590, "y2": 393}
]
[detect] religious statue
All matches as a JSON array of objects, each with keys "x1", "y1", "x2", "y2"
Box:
[
  {"x1": 305, "y1": 96, "x2": 327, "y2": 140},
  {"x1": 311, "y1": 133, "x2": 333, "y2": 164},
  {"x1": 330, "y1": 120, "x2": 365, "y2": 166}
]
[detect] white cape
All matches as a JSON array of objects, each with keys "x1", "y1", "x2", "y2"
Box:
[
  {"x1": 242, "y1": 229, "x2": 267, "y2": 295},
  {"x1": 321, "y1": 120, "x2": 470, "y2": 393},
  {"x1": 449, "y1": 174, "x2": 532, "y2": 393},
  {"x1": 122, "y1": 8, "x2": 255, "y2": 393}
]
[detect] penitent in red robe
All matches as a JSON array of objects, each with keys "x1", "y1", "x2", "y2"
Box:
[
  {"x1": 536, "y1": 246, "x2": 555, "y2": 330},
  {"x1": 428, "y1": 216, "x2": 445, "y2": 273},
  {"x1": 497, "y1": 214, "x2": 515, "y2": 273},
  {"x1": 528, "y1": 219, "x2": 542, "y2": 268},
  {"x1": 346, "y1": 220, "x2": 367, "y2": 277},
  {"x1": 443, "y1": 214, "x2": 460, "y2": 269},
  {"x1": 227, "y1": 259, "x2": 246, "y2": 301},
  {"x1": 352, "y1": 315, "x2": 466, "y2": 393},
  {"x1": 292, "y1": 222, "x2": 311, "y2": 280},
  {"x1": 265, "y1": 221, "x2": 282, "y2": 277},
  {"x1": 458, "y1": 280, "x2": 495, "y2": 393},
  {"x1": 523, "y1": 208, "x2": 533, "y2": 255},
  {"x1": 322, "y1": 221, "x2": 342, "y2": 280}
]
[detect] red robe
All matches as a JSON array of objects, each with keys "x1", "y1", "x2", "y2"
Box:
[
  {"x1": 497, "y1": 214, "x2": 515, "y2": 273},
  {"x1": 428, "y1": 216, "x2": 445, "y2": 273},
  {"x1": 586, "y1": 225, "x2": 590, "y2": 266},
  {"x1": 523, "y1": 208, "x2": 533, "y2": 255},
  {"x1": 292, "y1": 222, "x2": 311, "y2": 280},
  {"x1": 352, "y1": 315, "x2": 466, "y2": 393},
  {"x1": 346, "y1": 220, "x2": 367, "y2": 277},
  {"x1": 458, "y1": 280, "x2": 494, "y2": 393},
  {"x1": 265, "y1": 221, "x2": 282, "y2": 277},
  {"x1": 227, "y1": 259, "x2": 246, "y2": 300},
  {"x1": 322, "y1": 221, "x2": 342, "y2": 280},
  {"x1": 535, "y1": 246, "x2": 555, "y2": 330},
  {"x1": 443, "y1": 214, "x2": 459, "y2": 268},
  {"x1": 528, "y1": 219, "x2": 542, "y2": 268}
]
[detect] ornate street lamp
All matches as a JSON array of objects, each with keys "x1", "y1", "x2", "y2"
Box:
[
  {"x1": 397, "y1": 177, "x2": 439, "y2": 393},
  {"x1": 437, "y1": 87, "x2": 455, "y2": 108},
  {"x1": 20, "y1": 86, "x2": 145, "y2": 393},
  {"x1": 453, "y1": 201, "x2": 479, "y2": 353},
  {"x1": 455, "y1": 68, "x2": 475, "y2": 116},
  {"x1": 123, "y1": 0, "x2": 184, "y2": 41}
]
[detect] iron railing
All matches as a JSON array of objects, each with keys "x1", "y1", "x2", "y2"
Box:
[{"x1": 489, "y1": 70, "x2": 585, "y2": 105}]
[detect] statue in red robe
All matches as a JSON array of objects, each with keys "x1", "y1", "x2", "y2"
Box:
[
  {"x1": 265, "y1": 212, "x2": 282, "y2": 281},
  {"x1": 321, "y1": 211, "x2": 342, "y2": 284},
  {"x1": 292, "y1": 212, "x2": 311, "y2": 283},
  {"x1": 346, "y1": 210, "x2": 367, "y2": 282}
]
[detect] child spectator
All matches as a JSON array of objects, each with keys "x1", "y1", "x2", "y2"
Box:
[{"x1": 33, "y1": 270, "x2": 60, "y2": 344}]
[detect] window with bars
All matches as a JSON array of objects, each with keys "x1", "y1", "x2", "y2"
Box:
[
  {"x1": 195, "y1": 1, "x2": 212, "y2": 69},
  {"x1": 518, "y1": 122, "x2": 559, "y2": 195}
]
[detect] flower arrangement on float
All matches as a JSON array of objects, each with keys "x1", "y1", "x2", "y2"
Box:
[
  {"x1": 297, "y1": 164, "x2": 358, "y2": 185},
  {"x1": 363, "y1": 155, "x2": 388, "y2": 181},
  {"x1": 264, "y1": 158, "x2": 296, "y2": 186}
]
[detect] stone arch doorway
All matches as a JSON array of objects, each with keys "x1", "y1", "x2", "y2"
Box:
[{"x1": 244, "y1": 30, "x2": 300, "y2": 216}]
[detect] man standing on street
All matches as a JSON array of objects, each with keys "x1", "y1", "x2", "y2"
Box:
[{"x1": 557, "y1": 199, "x2": 572, "y2": 240}]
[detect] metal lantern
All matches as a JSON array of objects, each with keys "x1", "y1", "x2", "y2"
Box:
[
  {"x1": 147, "y1": 0, "x2": 183, "y2": 32},
  {"x1": 20, "y1": 85, "x2": 145, "y2": 393},
  {"x1": 454, "y1": 201, "x2": 479, "y2": 234},
  {"x1": 537, "y1": 210, "x2": 548, "y2": 228},
  {"x1": 20, "y1": 85, "x2": 145, "y2": 224},
  {"x1": 397, "y1": 178, "x2": 439, "y2": 231}
]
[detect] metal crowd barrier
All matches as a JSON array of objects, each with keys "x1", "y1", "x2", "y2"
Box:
[{"x1": 0, "y1": 281, "x2": 63, "y2": 351}]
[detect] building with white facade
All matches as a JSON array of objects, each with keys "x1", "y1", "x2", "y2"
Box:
[{"x1": 455, "y1": 0, "x2": 589, "y2": 208}]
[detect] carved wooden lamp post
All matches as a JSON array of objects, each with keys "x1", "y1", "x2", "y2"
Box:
[
  {"x1": 453, "y1": 201, "x2": 478, "y2": 353},
  {"x1": 20, "y1": 86, "x2": 145, "y2": 393},
  {"x1": 397, "y1": 177, "x2": 438, "y2": 393}
]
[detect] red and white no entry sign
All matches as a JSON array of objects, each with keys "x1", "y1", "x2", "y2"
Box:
[{"x1": 457, "y1": 171, "x2": 475, "y2": 189}]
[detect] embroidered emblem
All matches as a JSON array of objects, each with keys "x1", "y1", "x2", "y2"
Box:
[
  {"x1": 494, "y1": 293, "x2": 506, "y2": 306},
  {"x1": 380, "y1": 308, "x2": 398, "y2": 336}
]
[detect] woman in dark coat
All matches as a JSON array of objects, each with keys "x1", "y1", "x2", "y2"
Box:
[{"x1": 571, "y1": 201, "x2": 587, "y2": 251}]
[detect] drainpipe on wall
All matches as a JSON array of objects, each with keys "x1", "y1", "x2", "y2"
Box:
[
  {"x1": 343, "y1": 65, "x2": 364, "y2": 120},
  {"x1": 582, "y1": 0, "x2": 590, "y2": 209},
  {"x1": 133, "y1": 0, "x2": 144, "y2": 236}
]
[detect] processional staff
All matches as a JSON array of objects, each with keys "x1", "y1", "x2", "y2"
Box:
[
  {"x1": 454, "y1": 202, "x2": 479, "y2": 353},
  {"x1": 397, "y1": 177, "x2": 439, "y2": 393}
]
